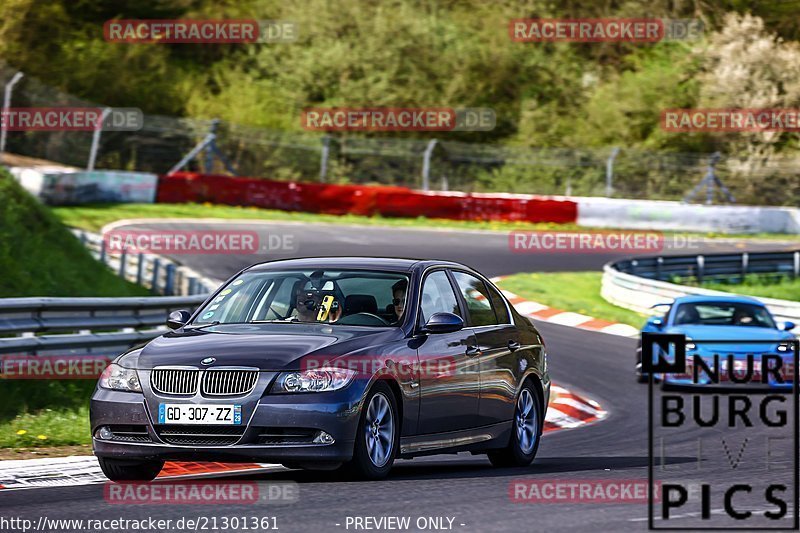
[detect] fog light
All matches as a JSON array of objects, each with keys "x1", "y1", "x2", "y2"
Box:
[
  {"x1": 313, "y1": 431, "x2": 335, "y2": 444},
  {"x1": 96, "y1": 426, "x2": 114, "y2": 440}
]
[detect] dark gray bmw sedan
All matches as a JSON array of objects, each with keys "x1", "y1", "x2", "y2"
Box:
[{"x1": 91, "y1": 257, "x2": 550, "y2": 480}]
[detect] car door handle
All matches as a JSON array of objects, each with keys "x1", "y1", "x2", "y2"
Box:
[
  {"x1": 465, "y1": 345, "x2": 482, "y2": 357},
  {"x1": 508, "y1": 340, "x2": 521, "y2": 352}
]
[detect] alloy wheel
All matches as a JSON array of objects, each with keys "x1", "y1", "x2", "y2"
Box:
[{"x1": 364, "y1": 392, "x2": 394, "y2": 467}]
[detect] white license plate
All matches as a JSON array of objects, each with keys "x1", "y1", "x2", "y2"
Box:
[{"x1": 158, "y1": 404, "x2": 242, "y2": 425}]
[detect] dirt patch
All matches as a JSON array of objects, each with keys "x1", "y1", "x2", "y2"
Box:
[
  {"x1": 0, "y1": 445, "x2": 92, "y2": 461},
  {"x1": 1, "y1": 152, "x2": 77, "y2": 169}
]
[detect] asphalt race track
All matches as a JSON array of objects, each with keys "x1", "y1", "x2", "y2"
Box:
[
  {"x1": 1, "y1": 221, "x2": 796, "y2": 532},
  {"x1": 103, "y1": 220, "x2": 798, "y2": 280}
]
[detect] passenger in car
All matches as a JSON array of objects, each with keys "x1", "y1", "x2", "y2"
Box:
[{"x1": 392, "y1": 279, "x2": 407, "y2": 322}]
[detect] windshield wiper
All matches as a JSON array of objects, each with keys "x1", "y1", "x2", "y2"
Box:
[
  {"x1": 249, "y1": 317, "x2": 300, "y2": 323},
  {"x1": 184, "y1": 321, "x2": 220, "y2": 330}
]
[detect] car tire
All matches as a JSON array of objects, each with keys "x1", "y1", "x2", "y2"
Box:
[
  {"x1": 488, "y1": 381, "x2": 542, "y2": 468},
  {"x1": 98, "y1": 457, "x2": 164, "y2": 481},
  {"x1": 636, "y1": 346, "x2": 647, "y2": 383},
  {"x1": 341, "y1": 382, "x2": 399, "y2": 480}
]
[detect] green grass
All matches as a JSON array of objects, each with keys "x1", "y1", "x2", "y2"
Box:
[
  {"x1": 0, "y1": 170, "x2": 148, "y2": 298},
  {"x1": 0, "y1": 406, "x2": 90, "y2": 448},
  {"x1": 697, "y1": 274, "x2": 800, "y2": 301},
  {"x1": 0, "y1": 170, "x2": 152, "y2": 450},
  {"x1": 498, "y1": 272, "x2": 649, "y2": 328}
]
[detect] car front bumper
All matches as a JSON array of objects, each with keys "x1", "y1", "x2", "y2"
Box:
[{"x1": 90, "y1": 385, "x2": 365, "y2": 463}]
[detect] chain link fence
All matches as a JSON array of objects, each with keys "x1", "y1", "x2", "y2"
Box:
[{"x1": 2, "y1": 63, "x2": 798, "y2": 204}]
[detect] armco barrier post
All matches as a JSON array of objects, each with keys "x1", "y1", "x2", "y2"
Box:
[
  {"x1": 741, "y1": 252, "x2": 749, "y2": 280},
  {"x1": 164, "y1": 264, "x2": 175, "y2": 296},
  {"x1": 696, "y1": 255, "x2": 705, "y2": 283},
  {"x1": 136, "y1": 253, "x2": 144, "y2": 285},
  {"x1": 151, "y1": 259, "x2": 161, "y2": 294},
  {"x1": 118, "y1": 249, "x2": 127, "y2": 277},
  {"x1": 0, "y1": 71, "x2": 24, "y2": 157},
  {"x1": 99, "y1": 238, "x2": 107, "y2": 264},
  {"x1": 794, "y1": 252, "x2": 800, "y2": 279}
]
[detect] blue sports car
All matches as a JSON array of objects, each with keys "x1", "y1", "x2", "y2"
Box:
[{"x1": 636, "y1": 295, "x2": 797, "y2": 388}]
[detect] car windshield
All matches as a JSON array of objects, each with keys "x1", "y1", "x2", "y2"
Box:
[
  {"x1": 191, "y1": 269, "x2": 410, "y2": 327},
  {"x1": 673, "y1": 302, "x2": 776, "y2": 328}
]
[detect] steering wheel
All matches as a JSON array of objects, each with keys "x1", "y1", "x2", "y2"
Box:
[{"x1": 336, "y1": 312, "x2": 390, "y2": 326}]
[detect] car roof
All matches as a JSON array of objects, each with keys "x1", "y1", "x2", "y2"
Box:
[
  {"x1": 245, "y1": 257, "x2": 476, "y2": 274},
  {"x1": 672, "y1": 294, "x2": 765, "y2": 306}
]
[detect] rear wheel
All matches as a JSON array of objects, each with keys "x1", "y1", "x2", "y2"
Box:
[
  {"x1": 98, "y1": 457, "x2": 163, "y2": 481},
  {"x1": 342, "y1": 382, "x2": 399, "y2": 480},
  {"x1": 488, "y1": 382, "x2": 542, "y2": 468}
]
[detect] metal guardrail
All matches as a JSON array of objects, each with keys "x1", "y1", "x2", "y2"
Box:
[
  {"x1": 602, "y1": 249, "x2": 800, "y2": 328},
  {"x1": 613, "y1": 250, "x2": 800, "y2": 284},
  {"x1": 0, "y1": 229, "x2": 223, "y2": 357},
  {"x1": 72, "y1": 229, "x2": 220, "y2": 296},
  {"x1": 0, "y1": 295, "x2": 208, "y2": 355}
]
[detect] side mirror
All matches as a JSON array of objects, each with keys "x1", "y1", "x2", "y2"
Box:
[
  {"x1": 781, "y1": 321, "x2": 796, "y2": 331},
  {"x1": 167, "y1": 309, "x2": 192, "y2": 330},
  {"x1": 645, "y1": 316, "x2": 663, "y2": 329},
  {"x1": 422, "y1": 312, "x2": 464, "y2": 334}
]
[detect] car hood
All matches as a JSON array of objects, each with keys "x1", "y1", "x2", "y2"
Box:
[
  {"x1": 131, "y1": 323, "x2": 400, "y2": 371},
  {"x1": 665, "y1": 325, "x2": 792, "y2": 353}
]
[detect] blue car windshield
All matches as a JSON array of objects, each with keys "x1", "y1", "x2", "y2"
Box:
[
  {"x1": 192, "y1": 269, "x2": 410, "y2": 327},
  {"x1": 674, "y1": 302, "x2": 776, "y2": 328}
]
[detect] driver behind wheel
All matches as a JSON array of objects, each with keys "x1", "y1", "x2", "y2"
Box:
[{"x1": 293, "y1": 280, "x2": 342, "y2": 323}]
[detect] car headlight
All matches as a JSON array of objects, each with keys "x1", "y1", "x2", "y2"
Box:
[
  {"x1": 685, "y1": 337, "x2": 696, "y2": 350},
  {"x1": 777, "y1": 343, "x2": 794, "y2": 353},
  {"x1": 275, "y1": 368, "x2": 356, "y2": 393},
  {"x1": 99, "y1": 363, "x2": 141, "y2": 392}
]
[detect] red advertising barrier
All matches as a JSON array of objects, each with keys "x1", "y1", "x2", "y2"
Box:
[{"x1": 157, "y1": 172, "x2": 577, "y2": 224}]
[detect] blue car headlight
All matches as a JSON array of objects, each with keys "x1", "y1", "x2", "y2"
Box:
[{"x1": 777, "y1": 342, "x2": 794, "y2": 353}]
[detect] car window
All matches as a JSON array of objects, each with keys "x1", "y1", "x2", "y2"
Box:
[
  {"x1": 452, "y1": 271, "x2": 498, "y2": 327},
  {"x1": 193, "y1": 269, "x2": 410, "y2": 327},
  {"x1": 419, "y1": 270, "x2": 461, "y2": 324},
  {"x1": 674, "y1": 302, "x2": 776, "y2": 328},
  {"x1": 487, "y1": 283, "x2": 511, "y2": 324}
]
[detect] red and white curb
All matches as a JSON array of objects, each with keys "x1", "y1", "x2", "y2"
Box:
[
  {"x1": 0, "y1": 457, "x2": 283, "y2": 491},
  {"x1": 0, "y1": 386, "x2": 605, "y2": 491},
  {"x1": 545, "y1": 384, "x2": 607, "y2": 432},
  {"x1": 490, "y1": 277, "x2": 639, "y2": 338}
]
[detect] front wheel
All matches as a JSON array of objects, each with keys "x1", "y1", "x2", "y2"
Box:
[
  {"x1": 98, "y1": 457, "x2": 164, "y2": 481},
  {"x1": 341, "y1": 382, "x2": 399, "y2": 480},
  {"x1": 488, "y1": 383, "x2": 542, "y2": 468}
]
